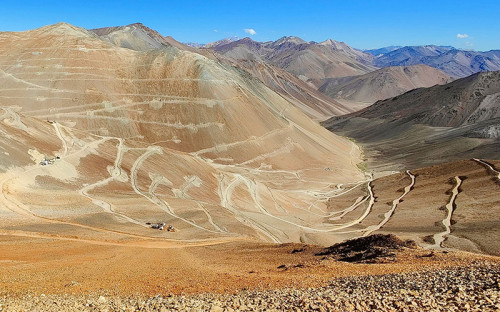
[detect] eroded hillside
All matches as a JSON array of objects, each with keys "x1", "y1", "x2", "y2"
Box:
[{"x1": 0, "y1": 23, "x2": 367, "y2": 246}]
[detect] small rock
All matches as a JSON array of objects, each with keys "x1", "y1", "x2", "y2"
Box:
[{"x1": 97, "y1": 296, "x2": 107, "y2": 304}]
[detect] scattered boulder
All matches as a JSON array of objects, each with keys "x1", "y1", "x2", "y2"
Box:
[
  {"x1": 317, "y1": 234, "x2": 417, "y2": 263},
  {"x1": 97, "y1": 296, "x2": 107, "y2": 304}
]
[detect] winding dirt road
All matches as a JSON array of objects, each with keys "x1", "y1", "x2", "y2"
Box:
[
  {"x1": 362, "y1": 170, "x2": 416, "y2": 236},
  {"x1": 473, "y1": 158, "x2": 500, "y2": 181},
  {"x1": 431, "y1": 176, "x2": 463, "y2": 248}
]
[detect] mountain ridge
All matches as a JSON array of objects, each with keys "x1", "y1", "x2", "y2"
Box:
[
  {"x1": 205, "y1": 36, "x2": 377, "y2": 88},
  {"x1": 197, "y1": 36, "x2": 500, "y2": 79},
  {"x1": 319, "y1": 64, "x2": 452, "y2": 105},
  {"x1": 88, "y1": 25, "x2": 351, "y2": 120},
  {"x1": 373, "y1": 45, "x2": 500, "y2": 78},
  {"x1": 322, "y1": 70, "x2": 500, "y2": 171}
]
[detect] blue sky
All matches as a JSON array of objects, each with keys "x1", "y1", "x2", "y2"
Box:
[{"x1": 1, "y1": 0, "x2": 499, "y2": 51}]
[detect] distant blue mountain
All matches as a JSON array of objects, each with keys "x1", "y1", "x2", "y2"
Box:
[
  {"x1": 364, "y1": 46, "x2": 402, "y2": 56},
  {"x1": 371, "y1": 45, "x2": 500, "y2": 77}
]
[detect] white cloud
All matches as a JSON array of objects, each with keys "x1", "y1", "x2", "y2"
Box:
[
  {"x1": 213, "y1": 29, "x2": 218, "y2": 33},
  {"x1": 244, "y1": 28, "x2": 256, "y2": 35},
  {"x1": 457, "y1": 33, "x2": 469, "y2": 39}
]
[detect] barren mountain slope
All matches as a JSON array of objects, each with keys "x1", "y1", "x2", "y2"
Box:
[
  {"x1": 351, "y1": 71, "x2": 500, "y2": 127},
  {"x1": 209, "y1": 37, "x2": 377, "y2": 88},
  {"x1": 212, "y1": 57, "x2": 356, "y2": 120},
  {"x1": 90, "y1": 23, "x2": 204, "y2": 54},
  {"x1": 210, "y1": 37, "x2": 268, "y2": 61},
  {"x1": 319, "y1": 159, "x2": 500, "y2": 256},
  {"x1": 323, "y1": 71, "x2": 500, "y2": 171},
  {"x1": 92, "y1": 27, "x2": 352, "y2": 120},
  {"x1": 90, "y1": 23, "x2": 169, "y2": 51},
  {"x1": 0, "y1": 22, "x2": 367, "y2": 246},
  {"x1": 319, "y1": 65, "x2": 452, "y2": 105}
]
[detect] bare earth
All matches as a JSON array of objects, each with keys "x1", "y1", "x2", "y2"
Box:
[
  {"x1": 0, "y1": 236, "x2": 499, "y2": 311},
  {"x1": 0, "y1": 23, "x2": 499, "y2": 311}
]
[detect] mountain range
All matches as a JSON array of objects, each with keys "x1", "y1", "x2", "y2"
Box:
[
  {"x1": 0, "y1": 22, "x2": 499, "y2": 299},
  {"x1": 205, "y1": 36, "x2": 376, "y2": 88},
  {"x1": 373, "y1": 45, "x2": 500, "y2": 78},
  {"x1": 85, "y1": 24, "x2": 500, "y2": 119},
  {"x1": 0, "y1": 22, "x2": 498, "y2": 252},
  {"x1": 201, "y1": 37, "x2": 500, "y2": 79}
]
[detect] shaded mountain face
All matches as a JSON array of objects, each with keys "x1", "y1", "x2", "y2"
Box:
[
  {"x1": 207, "y1": 36, "x2": 377, "y2": 88},
  {"x1": 319, "y1": 65, "x2": 452, "y2": 105},
  {"x1": 0, "y1": 22, "x2": 365, "y2": 245},
  {"x1": 374, "y1": 45, "x2": 454, "y2": 66},
  {"x1": 322, "y1": 71, "x2": 500, "y2": 171},
  {"x1": 421, "y1": 50, "x2": 500, "y2": 78},
  {"x1": 350, "y1": 71, "x2": 500, "y2": 127},
  {"x1": 374, "y1": 46, "x2": 500, "y2": 78}
]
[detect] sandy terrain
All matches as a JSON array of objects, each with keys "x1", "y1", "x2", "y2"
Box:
[{"x1": 1, "y1": 235, "x2": 497, "y2": 297}]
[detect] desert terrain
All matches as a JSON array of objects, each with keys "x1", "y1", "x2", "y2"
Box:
[{"x1": 0, "y1": 22, "x2": 499, "y2": 311}]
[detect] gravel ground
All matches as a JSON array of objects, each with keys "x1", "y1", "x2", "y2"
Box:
[{"x1": 1, "y1": 262, "x2": 498, "y2": 311}]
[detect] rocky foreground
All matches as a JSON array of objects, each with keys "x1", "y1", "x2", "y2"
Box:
[{"x1": 1, "y1": 262, "x2": 498, "y2": 312}]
